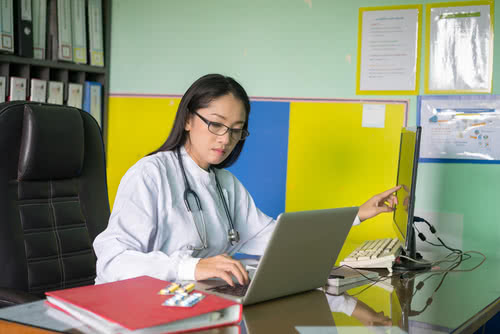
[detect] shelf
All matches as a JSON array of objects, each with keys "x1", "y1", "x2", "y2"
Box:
[{"x1": 0, "y1": 54, "x2": 106, "y2": 74}]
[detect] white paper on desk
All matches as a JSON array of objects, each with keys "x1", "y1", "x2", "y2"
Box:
[
  {"x1": 296, "y1": 326, "x2": 408, "y2": 334},
  {"x1": 0, "y1": 300, "x2": 88, "y2": 333},
  {"x1": 362, "y1": 104, "x2": 386, "y2": 128}
]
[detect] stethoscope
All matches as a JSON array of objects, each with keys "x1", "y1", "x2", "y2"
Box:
[{"x1": 176, "y1": 147, "x2": 240, "y2": 251}]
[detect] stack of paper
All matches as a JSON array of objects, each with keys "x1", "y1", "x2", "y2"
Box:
[{"x1": 325, "y1": 266, "x2": 379, "y2": 295}]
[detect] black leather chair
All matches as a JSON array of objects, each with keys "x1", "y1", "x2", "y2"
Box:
[{"x1": 0, "y1": 101, "x2": 110, "y2": 307}]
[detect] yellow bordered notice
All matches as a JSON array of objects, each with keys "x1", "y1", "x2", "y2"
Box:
[
  {"x1": 356, "y1": 5, "x2": 422, "y2": 95},
  {"x1": 424, "y1": 1, "x2": 494, "y2": 94}
]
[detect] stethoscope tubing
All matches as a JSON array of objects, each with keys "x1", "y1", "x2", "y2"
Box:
[{"x1": 176, "y1": 147, "x2": 239, "y2": 250}]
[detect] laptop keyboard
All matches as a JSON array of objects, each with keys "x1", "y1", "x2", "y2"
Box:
[{"x1": 207, "y1": 283, "x2": 249, "y2": 297}]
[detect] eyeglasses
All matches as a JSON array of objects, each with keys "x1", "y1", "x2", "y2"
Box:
[{"x1": 193, "y1": 111, "x2": 250, "y2": 141}]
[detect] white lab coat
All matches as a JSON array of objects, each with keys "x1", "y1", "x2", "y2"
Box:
[
  {"x1": 94, "y1": 146, "x2": 275, "y2": 284},
  {"x1": 94, "y1": 146, "x2": 361, "y2": 284}
]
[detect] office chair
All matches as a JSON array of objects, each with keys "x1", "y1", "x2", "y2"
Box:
[{"x1": 0, "y1": 101, "x2": 110, "y2": 307}]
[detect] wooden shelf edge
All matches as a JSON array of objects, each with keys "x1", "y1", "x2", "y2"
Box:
[{"x1": 0, "y1": 54, "x2": 106, "y2": 74}]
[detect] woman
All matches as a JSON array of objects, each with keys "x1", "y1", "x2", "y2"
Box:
[{"x1": 93, "y1": 74, "x2": 399, "y2": 286}]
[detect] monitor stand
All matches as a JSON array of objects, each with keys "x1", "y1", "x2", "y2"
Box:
[{"x1": 393, "y1": 227, "x2": 431, "y2": 272}]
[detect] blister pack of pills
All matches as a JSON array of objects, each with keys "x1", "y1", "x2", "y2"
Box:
[{"x1": 162, "y1": 292, "x2": 205, "y2": 307}]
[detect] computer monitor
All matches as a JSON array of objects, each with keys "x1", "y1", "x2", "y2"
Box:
[{"x1": 392, "y1": 126, "x2": 429, "y2": 271}]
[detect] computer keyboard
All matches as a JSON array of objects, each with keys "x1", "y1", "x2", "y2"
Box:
[
  {"x1": 340, "y1": 238, "x2": 402, "y2": 272},
  {"x1": 207, "y1": 283, "x2": 249, "y2": 297}
]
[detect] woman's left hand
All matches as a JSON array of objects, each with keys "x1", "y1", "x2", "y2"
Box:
[{"x1": 358, "y1": 185, "x2": 402, "y2": 222}]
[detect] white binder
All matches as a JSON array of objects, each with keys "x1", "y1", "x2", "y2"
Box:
[
  {"x1": 32, "y1": 0, "x2": 47, "y2": 59},
  {"x1": 67, "y1": 83, "x2": 83, "y2": 108},
  {"x1": 88, "y1": 0, "x2": 104, "y2": 66},
  {"x1": 9, "y1": 77, "x2": 27, "y2": 101},
  {"x1": 70, "y1": 0, "x2": 86, "y2": 64},
  {"x1": 30, "y1": 78, "x2": 47, "y2": 102},
  {"x1": 47, "y1": 81, "x2": 64, "y2": 105},
  {"x1": 0, "y1": 0, "x2": 14, "y2": 53},
  {"x1": 56, "y1": 0, "x2": 72, "y2": 61},
  {"x1": 0, "y1": 76, "x2": 6, "y2": 103}
]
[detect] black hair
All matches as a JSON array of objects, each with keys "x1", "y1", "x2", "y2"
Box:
[{"x1": 149, "y1": 74, "x2": 251, "y2": 168}]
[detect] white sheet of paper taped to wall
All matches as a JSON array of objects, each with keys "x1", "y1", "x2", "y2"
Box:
[{"x1": 362, "y1": 104, "x2": 386, "y2": 128}]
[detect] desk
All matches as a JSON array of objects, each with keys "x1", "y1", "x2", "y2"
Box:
[{"x1": 0, "y1": 254, "x2": 498, "y2": 334}]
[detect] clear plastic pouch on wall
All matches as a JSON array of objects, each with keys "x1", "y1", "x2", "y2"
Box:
[
  {"x1": 417, "y1": 95, "x2": 500, "y2": 163},
  {"x1": 426, "y1": 3, "x2": 493, "y2": 93}
]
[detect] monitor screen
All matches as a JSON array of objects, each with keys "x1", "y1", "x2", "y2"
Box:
[{"x1": 393, "y1": 127, "x2": 421, "y2": 250}]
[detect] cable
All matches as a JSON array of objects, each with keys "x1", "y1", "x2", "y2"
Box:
[
  {"x1": 414, "y1": 215, "x2": 436, "y2": 233},
  {"x1": 331, "y1": 264, "x2": 387, "y2": 283}
]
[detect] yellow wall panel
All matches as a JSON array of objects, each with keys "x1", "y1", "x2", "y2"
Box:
[
  {"x1": 286, "y1": 101, "x2": 406, "y2": 260},
  {"x1": 106, "y1": 97, "x2": 180, "y2": 209}
]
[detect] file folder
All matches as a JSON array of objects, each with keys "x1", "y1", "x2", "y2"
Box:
[
  {"x1": 9, "y1": 77, "x2": 27, "y2": 101},
  {"x1": 29, "y1": 78, "x2": 47, "y2": 102},
  {"x1": 0, "y1": 0, "x2": 14, "y2": 53},
  {"x1": 83, "y1": 81, "x2": 102, "y2": 127},
  {"x1": 32, "y1": 0, "x2": 47, "y2": 59},
  {"x1": 48, "y1": 0, "x2": 72, "y2": 61},
  {"x1": 67, "y1": 83, "x2": 83, "y2": 108},
  {"x1": 87, "y1": 0, "x2": 104, "y2": 66},
  {"x1": 45, "y1": 276, "x2": 242, "y2": 334},
  {"x1": 14, "y1": 0, "x2": 33, "y2": 57},
  {"x1": 70, "y1": 0, "x2": 86, "y2": 64},
  {"x1": 0, "y1": 76, "x2": 6, "y2": 103},
  {"x1": 47, "y1": 81, "x2": 63, "y2": 105}
]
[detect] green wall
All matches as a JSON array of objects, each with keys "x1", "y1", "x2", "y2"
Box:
[{"x1": 109, "y1": 0, "x2": 500, "y2": 251}]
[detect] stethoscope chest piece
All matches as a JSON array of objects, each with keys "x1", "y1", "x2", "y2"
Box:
[{"x1": 228, "y1": 228, "x2": 240, "y2": 245}]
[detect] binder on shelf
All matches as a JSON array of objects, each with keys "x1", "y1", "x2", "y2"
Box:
[
  {"x1": 13, "y1": 0, "x2": 33, "y2": 57},
  {"x1": 48, "y1": 0, "x2": 72, "y2": 61},
  {"x1": 87, "y1": 0, "x2": 104, "y2": 66},
  {"x1": 70, "y1": 0, "x2": 86, "y2": 64},
  {"x1": 9, "y1": 77, "x2": 26, "y2": 101},
  {"x1": 47, "y1": 81, "x2": 63, "y2": 105},
  {"x1": 32, "y1": 0, "x2": 47, "y2": 59},
  {"x1": 0, "y1": 0, "x2": 14, "y2": 53},
  {"x1": 0, "y1": 76, "x2": 6, "y2": 102},
  {"x1": 83, "y1": 81, "x2": 102, "y2": 127},
  {"x1": 45, "y1": 276, "x2": 242, "y2": 334},
  {"x1": 30, "y1": 78, "x2": 47, "y2": 102},
  {"x1": 67, "y1": 82, "x2": 83, "y2": 108}
]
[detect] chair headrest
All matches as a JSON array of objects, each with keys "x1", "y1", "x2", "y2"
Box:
[{"x1": 18, "y1": 104, "x2": 84, "y2": 181}]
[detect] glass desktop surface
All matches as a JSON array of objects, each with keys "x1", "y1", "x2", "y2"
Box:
[
  {"x1": 0, "y1": 253, "x2": 499, "y2": 334},
  {"x1": 329, "y1": 246, "x2": 500, "y2": 333}
]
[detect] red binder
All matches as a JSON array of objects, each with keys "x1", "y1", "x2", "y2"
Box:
[{"x1": 45, "y1": 276, "x2": 242, "y2": 333}]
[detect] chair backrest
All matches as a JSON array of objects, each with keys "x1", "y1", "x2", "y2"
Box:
[{"x1": 0, "y1": 101, "x2": 110, "y2": 297}]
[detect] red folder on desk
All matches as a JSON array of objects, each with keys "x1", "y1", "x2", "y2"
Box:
[{"x1": 45, "y1": 276, "x2": 242, "y2": 334}]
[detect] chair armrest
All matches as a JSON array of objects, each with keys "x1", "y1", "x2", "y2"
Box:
[{"x1": 0, "y1": 288, "x2": 42, "y2": 308}]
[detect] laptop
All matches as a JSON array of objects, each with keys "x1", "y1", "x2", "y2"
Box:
[{"x1": 195, "y1": 207, "x2": 358, "y2": 306}]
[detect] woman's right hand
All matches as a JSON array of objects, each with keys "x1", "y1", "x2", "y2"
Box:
[{"x1": 194, "y1": 254, "x2": 249, "y2": 286}]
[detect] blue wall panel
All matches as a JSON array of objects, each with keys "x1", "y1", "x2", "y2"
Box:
[{"x1": 228, "y1": 101, "x2": 290, "y2": 219}]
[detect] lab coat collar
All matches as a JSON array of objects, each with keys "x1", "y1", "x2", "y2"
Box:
[{"x1": 179, "y1": 145, "x2": 216, "y2": 186}]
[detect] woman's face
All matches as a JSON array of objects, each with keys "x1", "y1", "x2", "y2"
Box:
[{"x1": 184, "y1": 94, "x2": 246, "y2": 170}]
